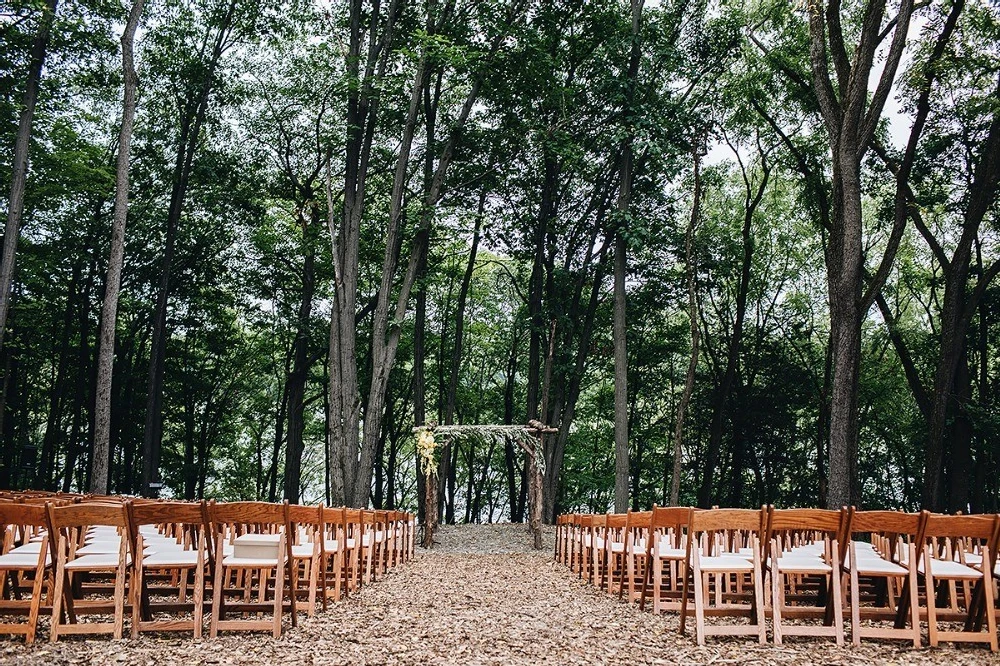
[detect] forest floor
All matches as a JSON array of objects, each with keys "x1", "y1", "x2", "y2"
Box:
[{"x1": 3, "y1": 523, "x2": 999, "y2": 665}]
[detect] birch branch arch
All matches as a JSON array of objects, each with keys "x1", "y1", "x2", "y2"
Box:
[{"x1": 413, "y1": 420, "x2": 557, "y2": 550}]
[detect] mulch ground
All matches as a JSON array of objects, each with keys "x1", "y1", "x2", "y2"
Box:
[{"x1": 2, "y1": 523, "x2": 998, "y2": 665}]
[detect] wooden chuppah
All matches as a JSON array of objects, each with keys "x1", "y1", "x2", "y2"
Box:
[{"x1": 413, "y1": 420, "x2": 557, "y2": 550}]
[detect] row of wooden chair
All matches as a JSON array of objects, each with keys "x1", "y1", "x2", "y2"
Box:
[
  {"x1": 0, "y1": 491, "x2": 415, "y2": 643},
  {"x1": 556, "y1": 506, "x2": 1000, "y2": 651}
]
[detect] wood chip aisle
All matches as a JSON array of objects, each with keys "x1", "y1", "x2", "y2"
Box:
[{"x1": 3, "y1": 524, "x2": 998, "y2": 665}]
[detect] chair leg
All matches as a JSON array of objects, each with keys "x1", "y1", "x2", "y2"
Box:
[
  {"x1": 131, "y1": 559, "x2": 144, "y2": 639},
  {"x1": 272, "y1": 564, "x2": 284, "y2": 638},
  {"x1": 772, "y1": 566, "x2": 784, "y2": 645},
  {"x1": 210, "y1": 535, "x2": 225, "y2": 638},
  {"x1": 926, "y1": 546, "x2": 939, "y2": 648},
  {"x1": 908, "y1": 543, "x2": 920, "y2": 648},
  {"x1": 982, "y1": 547, "x2": 998, "y2": 652},
  {"x1": 49, "y1": 537, "x2": 67, "y2": 643},
  {"x1": 850, "y1": 566, "x2": 861, "y2": 646},
  {"x1": 830, "y1": 541, "x2": 844, "y2": 645}
]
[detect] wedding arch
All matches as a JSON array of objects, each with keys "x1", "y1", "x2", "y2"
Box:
[{"x1": 413, "y1": 420, "x2": 557, "y2": 550}]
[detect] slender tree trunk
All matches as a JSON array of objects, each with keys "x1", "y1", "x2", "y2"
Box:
[
  {"x1": 0, "y1": 0, "x2": 59, "y2": 350},
  {"x1": 613, "y1": 0, "x2": 643, "y2": 515},
  {"x1": 283, "y1": 207, "x2": 318, "y2": 503},
  {"x1": 806, "y1": 0, "x2": 915, "y2": 509},
  {"x1": 92, "y1": 0, "x2": 145, "y2": 494},
  {"x1": 141, "y1": 0, "x2": 237, "y2": 497},
  {"x1": 670, "y1": 152, "x2": 702, "y2": 506},
  {"x1": 698, "y1": 151, "x2": 768, "y2": 507}
]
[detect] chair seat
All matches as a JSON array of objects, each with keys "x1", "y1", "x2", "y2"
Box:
[
  {"x1": 324, "y1": 539, "x2": 341, "y2": 552},
  {"x1": 0, "y1": 552, "x2": 50, "y2": 568},
  {"x1": 76, "y1": 541, "x2": 122, "y2": 555},
  {"x1": 845, "y1": 555, "x2": 907, "y2": 575},
  {"x1": 699, "y1": 555, "x2": 754, "y2": 572},
  {"x1": 8, "y1": 542, "x2": 43, "y2": 555},
  {"x1": 920, "y1": 558, "x2": 982, "y2": 579},
  {"x1": 143, "y1": 551, "x2": 199, "y2": 567},
  {"x1": 610, "y1": 542, "x2": 625, "y2": 553},
  {"x1": 656, "y1": 544, "x2": 686, "y2": 559},
  {"x1": 776, "y1": 557, "x2": 831, "y2": 573},
  {"x1": 222, "y1": 555, "x2": 283, "y2": 568},
  {"x1": 66, "y1": 553, "x2": 131, "y2": 570},
  {"x1": 292, "y1": 543, "x2": 315, "y2": 559}
]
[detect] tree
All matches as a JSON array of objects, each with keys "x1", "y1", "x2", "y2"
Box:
[
  {"x1": 92, "y1": 0, "x2": 147, "y2": 495},
  {"x1": 0, "y1": 0, "x2": 58, "y2": 350}
]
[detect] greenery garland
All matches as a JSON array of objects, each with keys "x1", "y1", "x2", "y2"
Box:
[{"x1": 413, "y1": 424, "x2": 546, "y2": 476}]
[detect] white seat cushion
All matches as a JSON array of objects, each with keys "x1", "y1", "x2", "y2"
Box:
[
  {"x1": 222, "y1": 555, "x2": 282, "y2": 568},
  {"x1": 0, "y1": 553, "x2": 50, "y2": 568},
  {"x1": 143, "y1": 551, "x2": 199, "y2": 567},
  {"x1": 699, "y1": 555, "x2": 754, "y2": 572},
  {"x1": 66, "y1": 553, "x2": 130, "y2": 570},
  {"x1": 292, "y1": 543, "x2": 315, "y2": 559},
  {"x1": 920, "y1": 558, "x2": 982, "y2": 579},
  {"x1": 324, "y1": 539, "x2": 340, "y2": 552},
  {"x1": 776, "y1": 557, "x2": 831, "y2": 573},
  {"x1": 76, "y1": 541, "x2": 122, "y2": 555},
  {"x1": 656, "y1": 543, "x2": 686, "y2": 559}
]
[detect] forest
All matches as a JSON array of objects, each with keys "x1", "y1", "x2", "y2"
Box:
[{"x1": 0, "y1": 0, "x2": 998, "y2": 523}]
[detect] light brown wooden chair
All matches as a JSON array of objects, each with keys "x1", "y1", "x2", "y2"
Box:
[
  {"x1": 842, "y1": 508, "x2": 922, "y2": 647},
  {"x1": 618, "y1": 509, "x2": 651, "y2": 603},
  {"x1": 208, "y1": 501, "x2": 296, "y2": 637},
  {"x1": 47, "y1": 501, "x2": 132, "y2": 641},
  {"x1": 765, "y1": 507, "x2": 845, "y2": 645},
  {"x1": 599, "y1": 513, "x2": 627, "y2": 594},
  {"x1": 640, "y1": 505, "x2": 691, "y2": 614},
  {"x1": 681, "y1": 508, "x2": 766, "y2": 645},
  {"x1": 0, "y1": 503, "x2": 52, "y2": 643},
  {"x1": 128, "y1": 500, "x2": 209, "y2": 638},
  {"x1": 318, "y1": 506, "x2": 346, "y2": 606},
  {"x1": 919, "y1": 512, "x2": 998, "y2": 651},
  {"x1": 287, "y1": 503, "x2": 322, "y2": 617}
]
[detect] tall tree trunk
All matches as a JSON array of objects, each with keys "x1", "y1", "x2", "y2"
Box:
[
  {"x1": 670, "y1": 151, "x2": 702, "y2": 506},
  {"x1": 698, "y1": 149, "x2": 769, "y2": 507},
  {"x1": 328, "y1": 0, "x2": 402, "y2": 506},
  {"x1": 612, "y1": 0, "x2": 643, "y2": 514},
  {"x1": 807, "y1": 0, "x2": 915, "y2": 508},
  {"x1": 0, "y1": 0, "x2": 59, "y2": 350},
  {"x1": 283, "y1": 207, "x2": 318, "y2": 503},
  {"x1": 92, "y1": 0, "x2": 145, "y2": 494},
  {"x1": 141, "y1": 0, "x2": 237, "y2": 497}
]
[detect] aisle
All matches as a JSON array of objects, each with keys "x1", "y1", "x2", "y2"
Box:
[{"x1": 3, "y1": 524, "x2": 997, "y2": 665}]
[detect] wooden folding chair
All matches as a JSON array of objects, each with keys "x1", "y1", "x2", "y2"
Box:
[
  {"x1": 640, "y1": 505, "x2": 691, "y2": 614},
  {"x1": 208, "y1": 501, "x2": 296, "y2": 637},
  {"x1": 47, "y1": 501, "x2": 132, "y2": 641},
  {"x1": 287, "y1": 504, "x2": 322, "y2": 617},
  {"x1": 842, "y1": 508, "x2": 922, "y2": 647},
  {"x1": 765, "y1": 507, "x2": 845, "y2": 645},
  {"x1": 599, "y1": 513, "x2": 627, "y2": 594},
  {"x1": 342, "y1": 509, "x2": 364, "y2": 592},
  {"x1": 618, "y1": 510, "x2": 651, "y2": 603},
  {"x1": 0, "y1": 503, "x2": 52, "y2": 643},
  {"x1": 318, "y1": 506, "x2": 346, "y2": 607},
  {"x1": 681, "y1": 508, "x2": 766, "y2": 645},
  {"x1": 919, "y1": 511, "x2": 998, "y2": 651},
  {"x1": 128, "y1": 500, "x2": 209, "y2": 638}
]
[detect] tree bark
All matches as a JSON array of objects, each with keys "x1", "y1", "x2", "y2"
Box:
[
  {"x1": 698, "y1": 148, "x2": 769, "y2": 507},
  {"x1": 613, "y1": 0, "x2": 643, "y2": 514},
  {"x1": 0, "y1": 0, "x2": 59, "y2": 351},
  {"x1": 283, "y1": 206, "x2": 319, "y2": 503},
  {"x1": 807, "y1": 0, "x2": 914, "y2": 508},
  {"x1": 670, "y1": 150, "x2": 702, "y2": 506},
  {"x1": 92, "y1": 0, "x2": 145, "y2": 495},
  {"x1": 141, "y1": 0, "x2": 237, "y2": 497}
]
